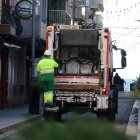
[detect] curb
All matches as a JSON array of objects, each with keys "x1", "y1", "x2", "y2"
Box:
[
  {"x1": 137, "y1": 99, "x2": 140, "y2": 140},
  {"x1": 0, "y1": 115, "x2": 40, "y2": 134},
  {"x1": 126, "y1": 100, "x2": 140, "y2": 140}
]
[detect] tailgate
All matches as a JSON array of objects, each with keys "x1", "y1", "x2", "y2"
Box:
[{"x1": 55, "y1": 75, "x2": 100, "y2": 90}]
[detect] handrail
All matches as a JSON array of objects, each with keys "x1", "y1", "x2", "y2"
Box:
[{"x1": 48, "y1": 10, "x2": 72, "y2": 25}]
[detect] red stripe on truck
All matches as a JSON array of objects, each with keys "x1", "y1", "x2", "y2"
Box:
[
  {"x1": 55, "y1": 75, "x2": 99, "y2": 79},
  {"x1": 105, "y1": 31, "x2": 110, "y2": 95},
  {"x1": 46, "y1": 31, "x2": 49, "y2": 50}
]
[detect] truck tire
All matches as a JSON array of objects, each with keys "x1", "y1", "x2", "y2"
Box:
[
  {"x1": 110, "y1": 86, "x2": 119, "y2": 114},
  {"x1": 106, "y1": 110, "x2": 115, "y2": 121},
  {"x1": 43, "y1": 110, "x2": 62, "y2": 121},
  {"x1": 96, "y1": 110, "x2": 115, "y2": 121},
  {"x1": 113, "y1": 87, "x2": 119, "y2": 114},
  {"x1": 96, "y1": 112, "x2": 106, "y2": 119}
]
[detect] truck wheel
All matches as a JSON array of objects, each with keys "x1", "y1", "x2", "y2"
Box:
[
  {"x1": 96, "y1": 112, "x2": 106, "y2": 119},
  {"x1": 96, "y1": 111, "x2": 115, "y2": 121},
  {"x1": 111, "y1": 86, "x2": 119, "y2": 114},
  {"x1": 43, "y1": 110, "x2": 62, "y2": 121},
  {"x1": 113, "y1": 87, "x2": 118, "y2": 114},
  {"x1": 106, "y1": 110, "x2": 115, "y2": 121},
  {"x1": 56, "y1": 111, "x2": 62, "y2": 121}
]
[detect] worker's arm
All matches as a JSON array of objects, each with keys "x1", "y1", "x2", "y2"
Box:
[{"x1": 53, "y1": 60, "x2": 58, "y2": 68}]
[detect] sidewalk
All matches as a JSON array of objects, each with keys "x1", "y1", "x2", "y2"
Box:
[
  {"x1": 126, "y1": 98, "x2": 140, "y2": 140},
  {"x1": 0, "y1": 105, "x2": 40, "y2": 134}
]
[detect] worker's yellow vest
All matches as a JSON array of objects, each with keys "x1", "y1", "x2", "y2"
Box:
[{"x1": 37, "y1": 58, "x2": 58, "y2": 74}]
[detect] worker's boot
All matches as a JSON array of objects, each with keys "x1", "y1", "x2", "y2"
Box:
[
  {"x1": 45, "y1": 102, "x2": 53, "y2": 107},
  {"x1": 44, "y1": 91, "x2": 54, "y2": 107}
]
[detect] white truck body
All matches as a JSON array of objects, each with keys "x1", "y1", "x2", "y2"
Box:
[{"x1": 44, "y1": 25, "x2": 126, "y2": 120}]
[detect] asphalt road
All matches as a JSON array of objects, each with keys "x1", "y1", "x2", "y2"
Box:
[{"x1": 0, "y1": 92, "x2": 135, "y2": 140}]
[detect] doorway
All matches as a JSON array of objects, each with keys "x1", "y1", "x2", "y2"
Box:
[{"x1": 0, "y1": 47, "x2": 8, "y2": 109}]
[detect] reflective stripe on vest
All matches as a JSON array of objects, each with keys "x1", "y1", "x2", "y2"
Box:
[{"x1": 40, "y1": 68, "x2": 54, "y2": 74}]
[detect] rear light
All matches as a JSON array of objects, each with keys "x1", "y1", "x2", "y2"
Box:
[
  {"x1": 102, "y1": 88, "x2": 106, "y2": 95},
  {"x1": 47, "y1": 27, "x2": 52, "y2": 32}
]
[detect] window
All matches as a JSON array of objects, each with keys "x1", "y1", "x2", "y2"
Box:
[{"x1": 2, "y1": 0, "x2": 10, "y2": 5}]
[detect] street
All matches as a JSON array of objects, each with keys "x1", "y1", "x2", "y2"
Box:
[
  {"x1": 0, "y1": 92, "x2": 135, "y2": 140},
  {"x1": 115, "y1": 92, "x2": 135, "y2": 134},
  {"x1": 0, "y1": 0, "x2": 139, "y2": 139}
]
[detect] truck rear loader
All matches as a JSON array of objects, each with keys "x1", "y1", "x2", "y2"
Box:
[{"x1": 43, "y1": 25, "x2": 127, "y2": 121}]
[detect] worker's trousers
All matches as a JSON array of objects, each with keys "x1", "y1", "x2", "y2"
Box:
[{"x1": 40, "y1": 73, "x2": 54, "y2": 104}]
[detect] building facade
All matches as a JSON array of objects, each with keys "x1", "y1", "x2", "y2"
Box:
[
  {"x1": 0, "y1": 0, "x2": 49, "y2": 109},
  {"x1": 47, "y1": 0, "x2": 103, "y2": 28},
  {"x1": 0, "y1": 0, "x2": 27, "y2": 109}
]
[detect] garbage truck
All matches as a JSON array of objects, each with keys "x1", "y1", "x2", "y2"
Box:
[{"x1": 43, "y1": 25, "x2": 127, "y2": 120}]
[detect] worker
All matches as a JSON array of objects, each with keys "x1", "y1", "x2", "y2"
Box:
[
  {"x1": 114, "y1": 73, "x2": 121, "y2": 91},
  {"x1": 37, "y1": 50, "x2": 58, "y2": 107},
  {"x1": 120, "y1": 78, "x2": 126, "y2": 92}
]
